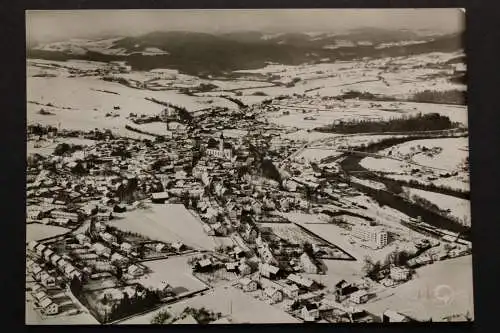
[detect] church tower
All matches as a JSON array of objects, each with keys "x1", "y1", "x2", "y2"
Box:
[{"x1": 219, "y1": 133, "x2": 224, "y2": 153}]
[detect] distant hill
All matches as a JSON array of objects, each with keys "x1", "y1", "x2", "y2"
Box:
[{"x1": 26, "y1": 29, "x2": 464, "y2": 76}]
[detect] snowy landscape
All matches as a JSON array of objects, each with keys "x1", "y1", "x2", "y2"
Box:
[{"x1": 25, "y1": 9, "x2": 472, "y2": 325}]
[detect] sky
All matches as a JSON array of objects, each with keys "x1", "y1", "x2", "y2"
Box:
[{"x1": 26, "y1": 9, "x2": 465, "y2": 43}]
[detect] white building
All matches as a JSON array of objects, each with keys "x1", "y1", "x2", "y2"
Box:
[
  {"x1": 351, "y1": 224, "x2": 388, "y2": 249},
  {"x1": 350, "y1": 290, "x2": 369, "y2": 304}
]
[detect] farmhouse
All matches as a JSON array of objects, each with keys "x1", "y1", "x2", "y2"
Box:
[
  {"x1": 195, "y1": 258, "x2": 214, "y2": 272},
  {"x1": 239, "y1": 277, "x2": 258, "y2": 292},
  {"x1": 350, "y1": 290, "x2": 369, "y2": 304},
  {"x1": 151, "y1": 192, "x2": 169, "y2": 203},
  {"x1": 128, "y1": 264, "x2": 145, "y2": 277},
  {"x1": 120, "y1": 242, "x2": 134, "y2": 253},
  {"x1": 287, "y1": 274, "x2": 314, "y2": 290},
  {"x1": 75, "y1": 233, "x2": 91, "y2": 245},
  {"x1": 40, "y1": 272, "x2": 56, "y2": 288},
  {"x1": 382, "y1": 310, "x2": 411, "y2": 323},
  {"x1": 40, "y1": 298, "x2": 59, "y2": 315},
  {"x1": 259, "y1": 263, "x2": 280, "y2": 279},
  {"x1": 92, "y1": 242, "x2": 112, "y2": 257},
  {"x1": 351, "y1": 224, "x2": 388, "y2": 249},
  {"x1": 100, "y1": 232, "x2": 118, "y2": 244}
]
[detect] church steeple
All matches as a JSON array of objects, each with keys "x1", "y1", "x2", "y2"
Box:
[{"x1": 219, "y1": 132, "x2": 224, "y2": 152}]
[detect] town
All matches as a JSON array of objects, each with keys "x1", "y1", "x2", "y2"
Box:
[{"x1": 26, "y1": 9, "x2": 472, "y2": 325}]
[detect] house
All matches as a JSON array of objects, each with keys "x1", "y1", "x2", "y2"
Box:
[
  {"x1": 27, "y1": 241, "x2": 39, "y2": 253},
  {"x1": 259, "y1": 263, "x2": 280, "y2": 279},
  {"x1": 128, "y1": 264, "x2": 145, "y2": 277},
  {"x1": 31, "y1": 283, "x2": 43, "y2": 293},
  {"x1": 239, "y1": 277, "x2": 258, "y2": 292},
  {"x1": 350, "y1": 290, "x2": 369, "y2": 304},
  {"x1": 33, "y1": 290, "x2": 49, "y2": 303},
  {"x1": 280, "y1": 283, "x2": 300, "y2": 299},
  {"x1": 94, "y1": 222, "x2": 107, "y2": 232},
  {"x1": 42, "y1": 248, "x2": 55, "y2": 262},
  {"x1": 50, "y1": 210, "x2": 79, "y2": 223},
  {"x1": 335, "y1": 279, "x2": 358, "y2": 301},
  {"x1": 75, "y1": 233, "x2": 91, "y2": 245},
  {"x1": 151, "y1": 192, "x2": 169, "y2": 204},
  {"x1": 195, "y1": 258, "x2": 213, "y2": 272},
  {"x1": 238, "y1": 262, "x2": 252, "y2": 276},
  {"x1": 32, "y1": 265, "x2": 43, "y2": 280},
  {"x1": 110, "y1": 252, "x2": 129, "y2": 266},
  {"x1": 233, "y1": 246, "x2": 245, "y2": 258},
  {"x1": 96, "y1": 211, "x2": 112, "y2": 222},
  {"x1": 64, "y1": 264, "x2": 81, "y2": 279},
  {"x1": 264, "y1": 287, "x2": 283, "y2": 303},
  {"x1": 390, "y1": 266, "x2": 411, "y2": 282},
  {"x1": 287, "y1": 274, "x2": 314, "y2": 290},
  {"x1": 40, "y1": 272, "x2": 56, "y2": 288},
  {"x1": 155, "y1": 243, "x2": 167, "y2": 253},
  {"x1": 301, "y1": 303, "x2": 320, "y2": 322},
  {"x1": 382, "y1": 310, "x2": 411, "y2": 323},
  {"x1": 299, "y1": 252, "x2": 319, "y2": 274},
  {"x1": 173, "y1": 314, "x2": 199, "y2": 324},
  {"x1": 120, "y1": 242, "x2": 133, "y2": 254},
  {"x1": 40, "y1": 298, "x2": 59, "y2": 315},
  {"x1": 92, "y1": 242, "x2": 112, "y2": 257},
  {"x1": 172, "y1": 242, "x2": 185, "y2": 252},
  {"x1": 35, "y1": 243, "x2": 47, "y2": 257},
  {"x1": 225, "y1": 262, "x2": 239, "y2": 273}
]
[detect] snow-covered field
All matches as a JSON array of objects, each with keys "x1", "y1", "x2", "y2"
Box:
[
  {"x1": 296, "y1": 148, "x2": 343, "y2": 162},
  {"x1": 26, "y1": 224, "x2": 70, "y2": 242},
  {"x1": 135, "y1": 256, "x2": 208, "y2": 296},
  {"x1": 403, "y1": 187, "x2": 471, "y2": 226},
  {"x1": 109, "y1": 204, "x2": 218, "y2": 251}
]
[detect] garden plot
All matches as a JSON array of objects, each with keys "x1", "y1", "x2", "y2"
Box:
[
  {"x1": 109, "y1": 204, "x2": 218, "y2": 251},
  {"x1": 133, "y1": 256, "x2": 208, "y2": 297}
]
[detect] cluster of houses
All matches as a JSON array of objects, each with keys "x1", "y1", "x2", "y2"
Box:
[{"x1": 29, "y1": 283, "x2": 60, "y2": 316}]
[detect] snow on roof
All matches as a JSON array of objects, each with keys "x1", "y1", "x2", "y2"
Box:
[
  {"x1": 152, "y1": 192, "x2": 169, "y2": 199},
  {"x1": 261, "y1": 263, "x2": 280, "y2": 274},
  {"x1": 210, "y1": 317, "x2": 231, "y2": 324},
  {"x1": 39, "y1": 298, "x2": 54, "y2": 308},
  {"x1": 383, "y1": 310, "x2": 408, "y2": 322}
]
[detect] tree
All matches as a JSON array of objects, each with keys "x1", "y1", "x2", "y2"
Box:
[
  {"x1": 151, "y1": 310, "x2": 171, "y2": 324},
  {"x1": 54, "y1": 143, "x2": 72, "y2": 156},
  {"x1": 362, "y1": 256, "x2": 374, "y2": 276}
]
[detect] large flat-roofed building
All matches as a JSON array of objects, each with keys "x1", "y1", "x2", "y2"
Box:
[{"x1": 351, "y1": 224, "x2": 388, "y2": 249}]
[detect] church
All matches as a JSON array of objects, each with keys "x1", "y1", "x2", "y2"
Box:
[{"x1": 206, "y1": 133, "x2": 233, "y2": 160}]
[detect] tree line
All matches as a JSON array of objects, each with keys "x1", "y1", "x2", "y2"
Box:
[{"x1": 316, "y1": 113, "x2": 455, "y2": 134}]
